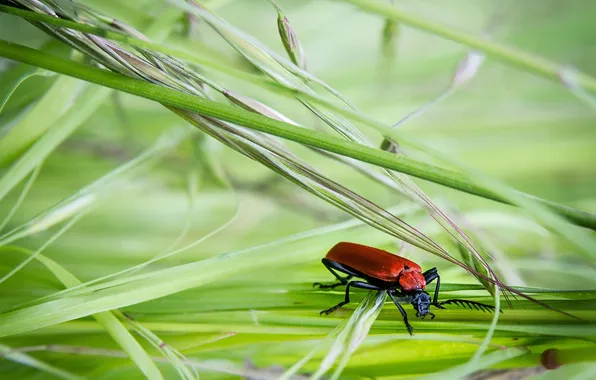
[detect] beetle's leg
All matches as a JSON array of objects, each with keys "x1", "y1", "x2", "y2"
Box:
[
  {"x1": 319, "y1": 281, "x2": 381, "y2": 315},
  {"x1": 422, "y1": 267, "x2": 443, "y2": 307},
  {"x1": 313, "y1": 258, "x2": 360, "y2": 289},
  {"x1": 388, "y1": 291, "x2": 414, "y2": 336}
]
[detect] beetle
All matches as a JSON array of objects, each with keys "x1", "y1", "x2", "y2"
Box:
[{"x1": 314, "y1": 242, "x2": 498, "y2": 335}]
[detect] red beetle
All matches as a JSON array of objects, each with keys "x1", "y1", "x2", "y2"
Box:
[{"x1": 315, "y1": 242, "x2": 498, "y2": 335}]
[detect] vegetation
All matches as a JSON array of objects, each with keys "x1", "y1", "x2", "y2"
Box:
[{"x1": 0, "y1": 0, "x2": 595, "y2": 379}]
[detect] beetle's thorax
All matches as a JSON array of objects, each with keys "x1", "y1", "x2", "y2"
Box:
[{"x1": 398, "y1": 268, "x2": 426, "y2": 292}]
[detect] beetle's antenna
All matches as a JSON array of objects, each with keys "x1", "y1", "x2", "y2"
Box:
[{"x1": 438, "y1": 299, "x2": 502, "y2": 314}]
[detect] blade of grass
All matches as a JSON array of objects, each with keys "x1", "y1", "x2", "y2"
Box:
[
  {"x1": 418, "y1": 346, "x2": 529, "y2": 379},
  {"x1": 0, "y1": 203, "x2": 414, "y2": 336},
  {"x1": 1, "y1": 231, "x2": 592, "y2": 340},
  {"x1": 0, "y1": 127, "x2": 190, "y2": 247},
  {"x1": 0, "y1": 73, "x2": 81, "y2": 166},
  {"x1": 120, "y1": 312, "x2": 199, "y2": 380},
  {"x1": 328, "y1": 291, "x2": 387, "y2": 380},
  {"x1": 0, "y1": 4, "x2": 349, "y2": 113},
  {"x1": 0, "y1": 344, "x2": 82, "y2": 380},
  {"x1": 465, "y1": 284, "x2": 502, "y2": 372},
  {"x1": 21, "y1": 184, "x2": 239, "y2": 306},
  {"x1": 0, "y1": 209, "x2": 84, "y2": 285},
  {"x1": 0, "y1": 162, "x2": 41, "y2": 233},
  {"x1": 0, "y1": 67, "x2": 55, "y2": 115}
]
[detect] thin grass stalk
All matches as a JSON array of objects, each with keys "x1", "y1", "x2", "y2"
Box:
[
  {"x1": 328, "y1": 291, "x2": 387, "y2": 379},
  {"x1": 0, "y1": 73, "x2": 81, "y2": 165},
  {"x1": 0, "y1": 163, "x2": 42, "y2": 233},
  {"x1": 120, "y1": 312, "x2": 198, "y2": 380},
  {"x1": 0, "y1": 210, "x2": 84, "y2": 285},
  {"x1": 27, "y1": 191, "x2": 239, "y2": 301},
  {"x1": 0, "y1": 84, "x2": 112, "y2": 204},
  {"x1": 341, "y1": 0, "x2": 596, "y2": 93},
  {"x1": 0, "y1": 67, "x2": 55, "y2": 115},
  {"x1": 2, "y1": 344, "x2": 302, "y2": 379},
  {"x1": 2, "y1": 203, "x2": 417, "y2": 315},
  {"x1": 559, "y1": 66, "x2": 596, "y2": 109},
  {"x1": 0, "y1": 344, "x2": 82, "y2": 380},
  {"x1": 0, "y1": 128, "x2": 190, "y2": 247}
]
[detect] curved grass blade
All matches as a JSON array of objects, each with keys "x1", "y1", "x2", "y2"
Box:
[
  {"x1": 0, "y1": 163, "x2": 42, "y2": 233},
  {"x1": 418, "y1": 347, "x2": 529, "y2": 380},
  {"x1": 0, "y1": 344, "x2": 82, "y2": 380},
  {"x1": 0, "y1": 127, "x2": 189, "y2": 247}
]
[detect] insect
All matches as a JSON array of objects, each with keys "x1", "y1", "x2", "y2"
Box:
[{"x1": 314, "y1": 242, "x2": 499, "y2": 335}]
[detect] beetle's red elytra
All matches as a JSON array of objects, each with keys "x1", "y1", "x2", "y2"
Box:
[{"x1": 326, "y1": 242, "x2": 426, "y2": 291}]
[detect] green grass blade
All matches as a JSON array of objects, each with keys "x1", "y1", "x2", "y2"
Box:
[
  {"x1": 0, "y1": 84, "x2": 112, "y2": 204},
  {"x1": 0, "y1": 344, "x2": 82, "y2": 380},
  {"x1": 0, "y1": 74, "x2": 81, "y2": 166},
  {"x1": 0, "y1": 40, "x2": 592, "y2": 231}
]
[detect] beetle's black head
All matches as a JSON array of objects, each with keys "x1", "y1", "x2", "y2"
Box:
[{"x1": 411, "y1": 291, "x2": 432, "y2": 318}]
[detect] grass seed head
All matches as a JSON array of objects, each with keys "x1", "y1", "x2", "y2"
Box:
[{"x1": 276, "y1": 8, "x2": 307, "y2": 70}]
